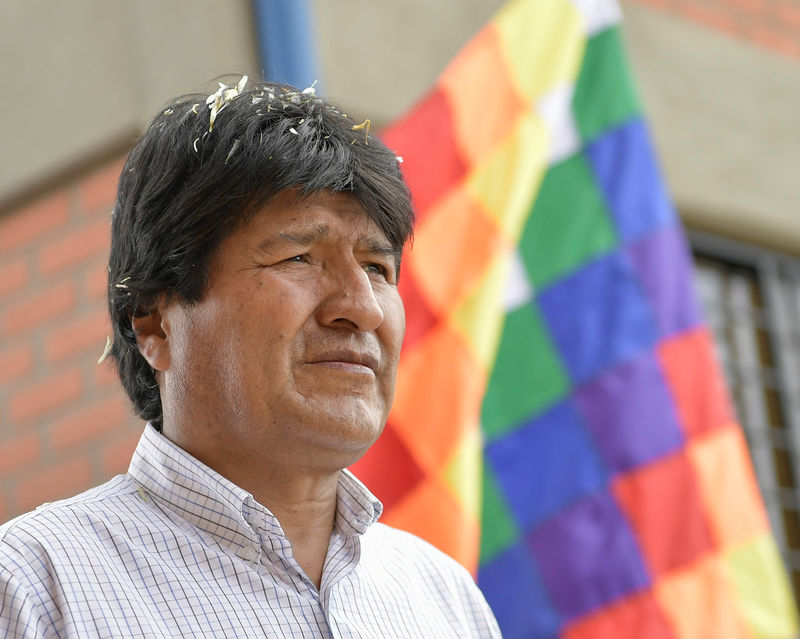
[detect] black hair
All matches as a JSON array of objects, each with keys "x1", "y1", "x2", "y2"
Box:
[{"x1": 107, "y1": 78, "x2": 414, "y2": 429}]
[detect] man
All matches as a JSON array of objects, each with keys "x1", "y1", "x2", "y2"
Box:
[{"x1": 0, "y1": 78, "x2": 501, "y2": 637}]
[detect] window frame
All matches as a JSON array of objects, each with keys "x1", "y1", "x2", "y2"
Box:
[{"x1": 689, "y1": 229, "x2": 800, "y2": 599}]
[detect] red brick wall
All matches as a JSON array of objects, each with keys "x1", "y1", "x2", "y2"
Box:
[
  {"x1": 0, "y1": 158, "x2": 144, "y2": 523},
  {"x1": 630, "y1": 0, "x2": 800, "y2": 59}
]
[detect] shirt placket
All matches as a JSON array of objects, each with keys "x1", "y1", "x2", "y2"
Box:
[{"x1": 244, "y1": 500, "x2": 334, "y2": 637}]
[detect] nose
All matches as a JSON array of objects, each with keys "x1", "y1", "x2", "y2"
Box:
[{"x1": 317, "y1": 260, "x2": 385, "y2": 332}]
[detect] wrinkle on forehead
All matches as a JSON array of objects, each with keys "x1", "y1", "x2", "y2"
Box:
[{"x1": 256, "y1": 196, "x2": 394, "y2": 250}]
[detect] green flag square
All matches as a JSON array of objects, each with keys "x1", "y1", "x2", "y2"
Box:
[
  {"x1": 479, "y1": 460, "x2": 520, "y2": 564},
  {"x1": 481, "y1": 303, "x2": 569, "y2": 440},
  {"x1": 518, "y1": 153, "x2": 618, "y2": 290},
  {"x1": 572, "y1": 26, "x2": 641, "y2": 143}
]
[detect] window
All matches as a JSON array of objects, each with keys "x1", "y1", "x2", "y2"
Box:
[{"x1": 691, "y1": 231, "x2": 800, "y2": 603}]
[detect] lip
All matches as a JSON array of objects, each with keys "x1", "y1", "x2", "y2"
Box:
[{"x1": 305, "y1": 350, "x2": 380, "y2": 373}]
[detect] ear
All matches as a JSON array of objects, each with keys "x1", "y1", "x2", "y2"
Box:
[{"x1": 131, "y1": 296, "x2": 171, "y2": 372}]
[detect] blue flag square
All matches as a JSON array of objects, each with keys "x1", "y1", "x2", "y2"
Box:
[
  {"x1": 537, "y1": 251, "x2": 659, "y2": 386},
  {"x1": 485, "y1": 400, "x2": 609, "y2": 531},
  {"x1": 585, "y1": 118, "x2": 676, "y2": 243},
  {"x1": 478, "y1": 543, "x2": 562, "y2": 639}
]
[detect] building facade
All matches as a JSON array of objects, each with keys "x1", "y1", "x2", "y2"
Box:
[{"x1": 1, "y1": 0, "x2": 799, "y2": 601}]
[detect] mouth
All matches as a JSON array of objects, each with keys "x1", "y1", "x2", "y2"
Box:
[{"x1": 304, "y1": 350, "x2": 380, "y2": 375}]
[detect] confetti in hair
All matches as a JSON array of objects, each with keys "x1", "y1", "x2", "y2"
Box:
[
  {"x1": 352, "y1": 119, "x2": 371, "y2": 144},
  {"x1": 206, "y1": 75, "x2": 248, "y2": 132},
  {"x1": 225, "y1": 139, "x2": 241, "y2": 164},
  {"x1": 97, "y1": 335, "x2": 113, "y2": 364}
]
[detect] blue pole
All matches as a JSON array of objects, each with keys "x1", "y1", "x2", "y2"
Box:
[{"x1": 252, "y1": 0, "x2": 323, "y2": 92}]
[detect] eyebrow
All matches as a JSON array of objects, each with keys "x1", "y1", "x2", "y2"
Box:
[
  {"x1": 360, "y1": 238, "x2": 402, "y2": 263},
  {"x1": 257, "y1": 226, "x2": 329, "y2": 252},
  {"x1": 257, "y1": 226, "x2": 399, "y2": 260}
]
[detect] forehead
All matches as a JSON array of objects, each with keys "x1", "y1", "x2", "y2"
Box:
[{"x1": 246, "y1": 190, "x2": 386, "y2": 243}]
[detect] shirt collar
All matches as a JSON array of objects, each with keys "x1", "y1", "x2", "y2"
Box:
[
  {"x1": 334, "y1": 464, "x2": 383, "y2": 535},
  {"x1": 128, "y1": 424, "x2": 383, "y2": 555}
]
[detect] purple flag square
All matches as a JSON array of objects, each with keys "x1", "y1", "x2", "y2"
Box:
[
  {"x1": 627, "y1": 226, "x2": 702, "y2": 338},
  {"x1": 575, "y1": 348, "x2": 685, "y2": 473},
  {"x1": 527, "y1": 490, "x2": 650, "y2": 620}
]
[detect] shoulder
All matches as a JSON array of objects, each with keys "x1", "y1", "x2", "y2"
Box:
[
  {"x1": 361, "y1": 523, "x2": 501, "y2": 636},
  {"x1": 0, "y1": 475, "x2": 141, "y2": 637},
  {"x1": 364, "y1": 523, "x2": 468, "y2": 570},
  {"x1": 0, "y1": 474, "x2": 138, "y2": 562},
  {"x1": 363, "y1": 523, "x2": 477, "y2": 589}
]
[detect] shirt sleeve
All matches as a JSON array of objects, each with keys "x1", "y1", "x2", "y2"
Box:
[
  {"x1": 0, "y1": 567, "x2": 48, "y2": 639},
  {"x1": 450, "y1": 556, "x2": 503, "y2": 638}
]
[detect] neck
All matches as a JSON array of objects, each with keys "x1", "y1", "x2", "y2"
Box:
[
  {"x1": 161, "y1": 422, "x2": 341, "y2": 589},
  {"x1": 253, "y1": 470, "x2": 340, "y2": 589}
]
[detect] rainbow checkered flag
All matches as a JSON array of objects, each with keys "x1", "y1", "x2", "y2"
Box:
[{"x1": 351, "y1": 0, "x2": 799, "y2": 636}]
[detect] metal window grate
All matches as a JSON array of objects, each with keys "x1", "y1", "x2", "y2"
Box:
[{"x1": 690, "y1": 230, "x2": 800, "y2": 604}]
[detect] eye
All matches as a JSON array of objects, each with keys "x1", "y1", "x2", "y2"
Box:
[
  {"x1": 364, "y1": 261, "x2": 397, "y2": 284},
  {"x1": 270, "y1": 254, "x2": 313, "y2": 270},
  {"x1": 364, "y1": 263, "x2": 386, "y2": 276},
  {"x1": 285, "y1": 254, "x2": 310, "y2": 264}
]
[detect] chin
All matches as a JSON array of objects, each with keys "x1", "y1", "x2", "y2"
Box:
[{"x1": 307, "y1": 406, "x2": 386, "y2": 456}]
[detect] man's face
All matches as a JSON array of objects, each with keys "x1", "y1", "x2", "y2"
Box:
[{"x1": 158, "y1": 191, "x2": 405, "y2": 472}]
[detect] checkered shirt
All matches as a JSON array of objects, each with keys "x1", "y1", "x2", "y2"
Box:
[{"x1": 0, "y1": 424, "x2": 500, "y2": 638}]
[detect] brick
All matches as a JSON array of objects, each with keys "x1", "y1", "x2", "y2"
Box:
[
  {"x1": 94, "y1": 359, "x2": 121, "y2": 388},
  {"x1": 49, "y1": 394, "x2": 128, "y2": 451},
  {"x1": 0, "y1": 259, "x2": 29, "y2": 300},
  {"x1": 681, "y1": 4, "x2": 740, "y2": 34},
  {"x1": 16, "y1": 455, "x2": 91, "y2": 512},
  {"x1": 725, "y1": 0, "x2": 765, "y2": 12},
  {"x1": 79, "y1": 158, "x2": 125, "y2": 215},
  {"x1": 9, "y1": 368, "x2": 83, "y2": 423},
  {"x1": 635, "y1": 0, "x2": 668, "y2": 8},
  {"x1": 2, "y1": 281, "x2": 76, "y2": 336},
  {"x1": 38, "y1": 217, "x2": 111, "y2": 275},
  {"x1": 85, "y1": 261, "x2": 110, "y2": 300},
  {"x1": 0, "y1": 432, "x2": 42, "y2": 475},
  {"x1": 749, "y1": 25, "x2": 800, "y2": 56},
  {"x1": 0, "y1": 191, "x2": 70, "y2": 252},
  {"x1": 101, "y1": 427, "x2": 141, "y2": 476},
  {"x1": 44, "y1": 306, "x2": 111, "y2": 363},
  {"x1": 777, "y1": 4, "x2": 800, "y2": 30},
  {"x1": 0, "y1": 345, "x2": 34, "y2": 386}
]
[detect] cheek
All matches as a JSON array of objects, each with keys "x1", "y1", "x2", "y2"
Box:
[
  {"x1": 380, "y1": 291, "x2": 406, "y2": 359},
  {"x1": 172, "y1": 294, "x2": 248, "y2": 369},
  {"x1": 180, "y1": 309, "x2": 234, "y2": 375},
  {"x1": 234, "y1": 282, "x2": 312, "y2": 374}
]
